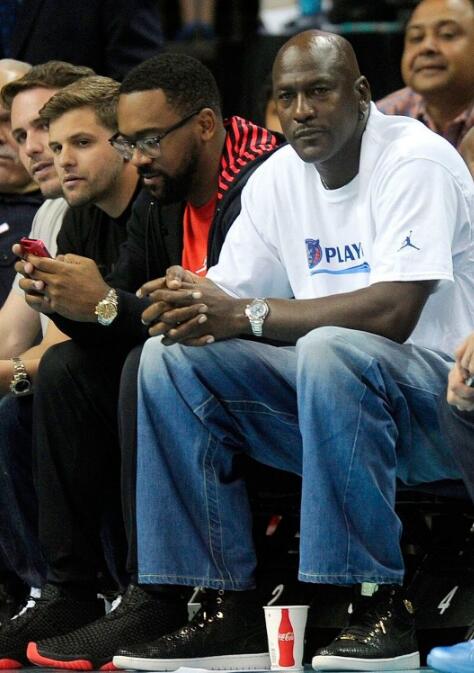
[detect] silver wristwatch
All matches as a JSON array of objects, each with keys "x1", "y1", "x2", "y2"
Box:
[
  {"x1": 94, "y1": 288, "x2": 118, "y2": 326},
  {"x1": 9, "y1": 357, "x2": 32, "y2": 396},
  {"x1": 244, "y1": 298, "x2": 269, "y2": 337}
]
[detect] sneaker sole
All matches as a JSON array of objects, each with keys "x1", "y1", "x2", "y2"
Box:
[
  {"x1": 0, "y1": 658, "x2": 23, "y2": 669},
  {"x1": 27, "y1": 642, "x2": 117, "y2": 671},
  {"x1": 311, "y1": 651, "x2": 420, "y2": 671},
  {"x1": 113, "y1": 652, "x2": 271, "y2": 671}
]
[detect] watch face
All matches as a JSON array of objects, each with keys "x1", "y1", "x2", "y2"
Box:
[
  {"x1": 13, "y1": 378, "x2": 31, "y2": 394},
  {"x1": 250, "y1": 301, "x2": 268, "y2": 320},
  {"x1": 96, "y1": 295, "x2": 118, "y2": 326},
  {"x1": 99, "y1": 303, "x2": 117, "y2": 320}
]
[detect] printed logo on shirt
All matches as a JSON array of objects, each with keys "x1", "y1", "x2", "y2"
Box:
[
  {"x1": 397, "y1": 230, "x2": 420, "y2": 252},
  {"x1": 194, "y1": 256, "x2": 207, "y2": 277},
  {"x1": 305, "y1": 238, "x2": 370, "y2": 276},
  {"x1": 0, "y1": 222, "x2": 9, "y2": 235}
]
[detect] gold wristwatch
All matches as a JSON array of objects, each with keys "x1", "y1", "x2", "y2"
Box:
[
  {"x1": 94, "y1": 288, "x2": 118, "y2": 326},
  {"x1": 9, "y1": 357, "x2": 32, "y2": 396}
]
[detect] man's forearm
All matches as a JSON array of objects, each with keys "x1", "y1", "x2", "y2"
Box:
[
  {"x1": 234, "y1": 281, "x2": 434, "y2": 345},
  {"x1": 148, "y1": 279, "x2": 434, "y2": 347},
  {"x1": 49, "y1": 290, "x2": 151, "y2": 347}
]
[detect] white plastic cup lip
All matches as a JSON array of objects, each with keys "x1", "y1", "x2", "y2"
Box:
[{"x1": 263, "y1": 605, "x2": 310, "y2": 609}]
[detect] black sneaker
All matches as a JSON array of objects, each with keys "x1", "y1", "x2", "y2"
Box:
[
  {"x1": 312, "y1": 584, "x2": 420, "y2": 671},
  {"x1": 27, "y1": 584, "x2": 188, "y2": 671},
  {"x1": 113, "y1": 589, "x2": 270, "y2": 671},
  {"x1": 0, "y1": 583, "x2": 104, "y2": 669}
]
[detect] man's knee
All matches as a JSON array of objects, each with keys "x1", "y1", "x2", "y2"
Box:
[
  {"x1": 38, "y1": 341, "x2": 127, "y2": 393},
  {"x1": 140, "y1": 338, "x2": 203, "y2": 383},
  {"x1": 140, "y1": 336, "x2": 166, "y2": 365},
  {"x1": 139, "y1": 338, "x2": 234, "y2": 398},
  {"x1": 37, "y1": 340, "x2": 89, "y2": 384},
  {"x1": 295, "y1": 327, "x2": 395, "y2": 392},
  {"x1": 296, "y1": 325, "x2": 359, "y2": 362},
  {"x1": 296, "y1": 326, "x2": 390, "y2": 364}
]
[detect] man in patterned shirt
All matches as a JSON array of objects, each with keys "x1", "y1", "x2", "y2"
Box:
[{"x1": 377, "y1": 0, "x2": 474, "y2": 150}]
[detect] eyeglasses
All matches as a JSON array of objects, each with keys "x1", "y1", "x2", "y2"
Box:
[{"x1": 109, "y1": 110, "x2": 201, "y2": 160}]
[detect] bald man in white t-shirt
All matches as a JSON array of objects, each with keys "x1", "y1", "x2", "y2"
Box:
[{"x1": 114, "y1": 31, "x2": 474, "y2": 673}]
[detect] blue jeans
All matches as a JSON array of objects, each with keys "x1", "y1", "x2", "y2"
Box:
[
  {"x1": 0, "y1": 394, "x2": 46, "y2": 587},
  {"x1": 136, "y1": 327, "x2": 460, "y2": 589}
]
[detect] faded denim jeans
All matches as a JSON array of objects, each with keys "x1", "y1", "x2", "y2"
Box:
[{"x1": 136, "y1": 327, "x2": 460, "y2": 589}]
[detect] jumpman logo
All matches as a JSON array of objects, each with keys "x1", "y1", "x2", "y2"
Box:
[
  {"x1": 398, "y1": 230, "x2": 420, "y2": 251},
  {"x1": 195, "y1": 255, "x2": 207, "y2": 275}
]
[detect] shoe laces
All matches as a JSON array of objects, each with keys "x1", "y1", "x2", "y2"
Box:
[
  {"x1": 101, "y1": 588, "x2": 133, "y2": 618},
  {"x1": 162, "y1": 589, "x2": 225, "y2": 641},
  {"x1": 7, "y1": 588, "x2": 44, "y2": 628},
  {"x1": 109, "y1": 594, "x2": 123, "y2": 613},
  {"x1": 336, "y1": 594, "x2": 394, "y2": 645},
  {"x1": 189, "y1": 589, "x2": 225, "y2": 628}
]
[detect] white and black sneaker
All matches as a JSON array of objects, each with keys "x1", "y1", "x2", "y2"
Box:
[
  {"x1": 312, "y1": 584, "x2": 420, "y2": 671},
  {"x1": 113, "y1": 589, "x2": 270, "y2": 671}
]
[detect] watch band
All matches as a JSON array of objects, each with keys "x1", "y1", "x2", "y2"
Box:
[
  {"x1": 244, "y1": 298, "x2": 269, "y2": 337},
  {"x1": 9, "y1": 357, "x2": 33, "y2": 396},
  {"x1": 249, "y1": 316, "x2": 264, "y2": 337}
]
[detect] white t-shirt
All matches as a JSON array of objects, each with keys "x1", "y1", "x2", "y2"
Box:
[
  {"x1": 208, "y1": 104, "x2": 474, "y2": 356},
  {"x1": 13, "y1": 198, "x2": 68, "y2": 336}
]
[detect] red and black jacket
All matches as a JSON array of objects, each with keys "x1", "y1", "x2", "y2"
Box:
[{"x1": 51, "y1": 118, "x2": 284, "y2": 346}]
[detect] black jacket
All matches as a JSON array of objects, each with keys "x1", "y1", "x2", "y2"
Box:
[
  {"x1": 52, "y1": 142, "x2": 283, "y2": 348},
  {"x1": 8, "y1": 0, "x2": 163, "y2": 80}
]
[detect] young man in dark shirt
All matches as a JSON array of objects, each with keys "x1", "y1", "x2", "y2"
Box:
[
  {"x1": 0, "y1": 74, "x2": 141, "y2": 668},
  {"x1": 5, "y1": 54, "x2": 282, "y2": 670},
  {"x1": 0, "y1": 61, "x2": 97, "y2": 610},
  {"x1": 44, "y1": 76, "x2": 139, "y2": 272}
]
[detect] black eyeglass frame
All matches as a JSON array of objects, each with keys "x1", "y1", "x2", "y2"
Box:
[{"x1": 109, "y1": 109, "x2": 202, "y2": 158}]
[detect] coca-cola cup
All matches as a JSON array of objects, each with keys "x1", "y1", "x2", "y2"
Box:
[{"x1": 263, "y1": 605, "x2": 309, "y2": 671}]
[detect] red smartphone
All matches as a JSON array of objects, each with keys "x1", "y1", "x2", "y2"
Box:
[{"x1": 19, "y1": 237, "x2": 52, "y2": 258}]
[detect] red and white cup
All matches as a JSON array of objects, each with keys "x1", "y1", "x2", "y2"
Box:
[{"x1": 263, "y1": 605, "x2": 309, "y2": 671}]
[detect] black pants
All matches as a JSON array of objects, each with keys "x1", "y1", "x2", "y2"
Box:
[
  {"x1": 0, "y1": 393, "x2": 46, "y2": 587},
  {"x1": 33, "y1": 339, "x2": 143, "y2": 589}
]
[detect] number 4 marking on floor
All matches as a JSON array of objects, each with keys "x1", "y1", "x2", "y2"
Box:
[{"x1": 438, "y1": 586, "x2": 459, "y2": 614}]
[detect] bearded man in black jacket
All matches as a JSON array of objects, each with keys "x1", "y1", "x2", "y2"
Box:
[{"x1": 7, "y1": 54, "x2": 282, "y2": 671}]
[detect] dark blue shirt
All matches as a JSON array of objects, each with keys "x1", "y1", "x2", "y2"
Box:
[
  {"x1": 0, "y1": 0, "x2": 20, "y2": 57},
  {"x1": 0, "y1": 189, "x2": 43, "y2": 306}
]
